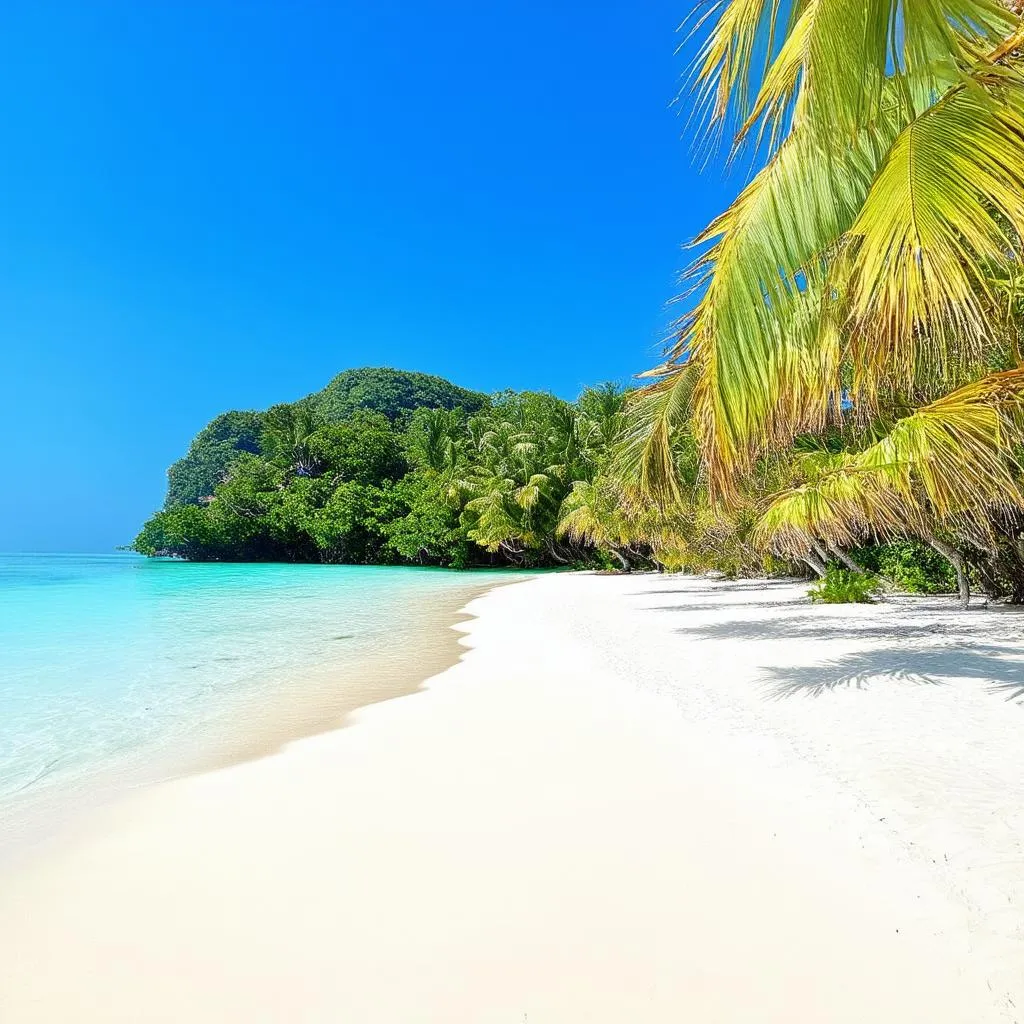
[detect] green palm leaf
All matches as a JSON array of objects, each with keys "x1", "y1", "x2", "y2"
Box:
[{"x1": 845, "y1": 80, "x2": 1024, "y2": 395}]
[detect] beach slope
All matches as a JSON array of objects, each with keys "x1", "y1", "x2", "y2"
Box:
[{"x1": 1, "y1": 572, "x2": 1022, "y2": 1022}]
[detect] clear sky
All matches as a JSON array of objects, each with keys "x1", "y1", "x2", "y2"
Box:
[{"x1": 0, "y1": 1, "x2": 737, "y2": 552}]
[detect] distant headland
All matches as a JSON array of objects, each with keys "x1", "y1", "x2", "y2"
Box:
[{"x1": 133, "y1": 366, "x2": 627, "y2": 568}]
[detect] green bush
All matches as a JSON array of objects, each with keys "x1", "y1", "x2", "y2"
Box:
[
  {"x1": 809, "y1": 568, "x2": 881, "y2": 604},
  {"x1": 853, "y1": 541, "x2": 956, "y2": 594}
]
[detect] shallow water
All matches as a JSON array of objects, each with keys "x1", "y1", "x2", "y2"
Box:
[{"x1": 0, "y1": 553, "x2": 508, "y2": 843}]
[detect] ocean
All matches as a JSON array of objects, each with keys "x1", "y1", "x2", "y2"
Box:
[{"x1": 0, "y1": 553, "x2": 506, "y2": 848}]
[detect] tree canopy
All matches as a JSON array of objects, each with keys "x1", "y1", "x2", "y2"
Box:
[
  {"x1": 310, "y1": 367, "x2": 487, "y2": 423},
  {"x1": 135, "y1": 370, "x2": 638, "y2": 569}
]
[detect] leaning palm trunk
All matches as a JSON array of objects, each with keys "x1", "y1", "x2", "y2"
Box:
[
  {"x1": 809, "y1": 539, "x2": 830, "y2": 568},
  {"x1": 827, "y1": 542, "x2": 866, "y2": 574},
  {"x1": 803, "y1": 548, "x2": 827, "y2": 578},
  {"x1": 609, "y1": 547, "x2": 631, "y2": 572},
  {"x1": 925, "y1": 534, "x2": 971, "y2": 609}
]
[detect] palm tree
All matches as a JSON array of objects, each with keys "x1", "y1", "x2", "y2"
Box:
[
  {"x1": 632, "y1": 0, "x2": 1024, "y2": 595},
  {"x1": 753, "y1": 371, "x2": 1024, "y2": 603},
  {"x1": 646, "y1": 2, "x2": 1024, "y2": 480},
  {"x1": 406, "y1": 407, "x2": 466, "y2": 473},
  {"x1": 456, "y1": 398, "x2": 572, "y2": 560},
  {"x1": 454, "y1": 389, "x2": 636, "y2": 563},
  {"x1": 260, "y1": 403, "x2": 324, "y2": 476},
  {"x1": 557, "y1": 478, "x2": 637, "y2": 570}
]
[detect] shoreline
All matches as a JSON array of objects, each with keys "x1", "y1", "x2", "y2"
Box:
[
  {"x1": 0, "y1": 571, "x2": 515, "y2": 869},
  {"x1": 2, "y1": 571, "x2": 1023, "y2": 1021},
  {"x1": 182, "y1": 574, "x2": 509, "y2": 771}
]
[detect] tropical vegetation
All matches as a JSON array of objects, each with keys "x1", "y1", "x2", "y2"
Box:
[
  {"x1": 136, "y1": 369, "x2": 634, "y2": 567},
  {"x1": 138, "y1": 5, "x2": 1024, "y2": 605},
  {"x1": 808, "y1": 568, "x2": 882, "y2": 605},
  {"x1": 618, "y1": 0, "x2": 1024, "y2": 605}
]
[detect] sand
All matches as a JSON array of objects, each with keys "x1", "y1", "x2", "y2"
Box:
[
  {"x1": 1, "y1": 572, "x2": 1023, "y2": 1022},
  {"x1": 0, "y1": 580, "x2": 494, "y2": 866}
]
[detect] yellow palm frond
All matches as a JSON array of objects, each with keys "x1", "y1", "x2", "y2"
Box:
[
  {"x1": 691, "y1": 0, "x2": 1014, "y2": 149},
  {"x1": 754, "y1": 459, "x2": 912, "y2": 555},
  {"x1": 678, "y1": 143, "x2": 856, "y2": 491},
  {"x1": 856, "y1": 368, "x2": 1024, "y2": 519},
  {"x1": 844, "y1": 81, "x2": 1024, "y2": 396},
  {"x1": 756, "y1": 369, "x2": 1024, "y2": 560}
]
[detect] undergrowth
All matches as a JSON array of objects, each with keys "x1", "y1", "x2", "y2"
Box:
[{"x1": 809, "y1": 568, "x2": 881, "y2": 604}]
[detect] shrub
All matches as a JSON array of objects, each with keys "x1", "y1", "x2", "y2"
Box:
[
  {"x1": 853, "y1": 541, "x2": 956, "y2": 594},
  {"x1": 809, "y1": 568, "x2": 881, "y2": 604}
]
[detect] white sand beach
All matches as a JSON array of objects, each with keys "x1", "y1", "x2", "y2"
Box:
[{"x1": 2, "y1": 572, "x2": 1024, "y2": 1022}]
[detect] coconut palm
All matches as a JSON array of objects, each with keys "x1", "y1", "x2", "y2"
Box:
[
  {"x1": 643, "y1": 0, "x2": 1024, "y2": 506},
  {"x1": 260, "y1": 402, "x2": 324, "y2": 476},
  {"x1": 556, "y1": 478, "x2": 639, "y2": 570},
  {"x1": 406, "y1": 407, "x2": 466, "y2": 473},
  {"x1": 753, "y1": 369, "x2": 1024, "y2": 602},
  {"x1": 625, "y1": 1, "x2": 1024, "y2": 600}
]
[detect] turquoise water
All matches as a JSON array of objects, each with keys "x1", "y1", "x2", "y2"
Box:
[{"x1": 0, "y1": 554, "x2": 504, "y2": 837}]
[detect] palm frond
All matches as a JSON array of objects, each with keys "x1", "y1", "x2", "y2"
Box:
[
  {"x1": 613, "y1": 365, "x2": 697, "y2": 499},
  {"x1": 856, "y1": 368, "x2": 1024, "y2": 519},
  {"x1": 844, "y1": 80, "x2": 1024, "y2": 397},
  {"x1": 675, "y1": 123, "x2": 866, "y2": 488},
  {"x1": 756, "y1": 369, "x2": 1024, "y2": 560},
  {"x1": 689, "y1": 0, "x2": 1015, "y2": 148}
]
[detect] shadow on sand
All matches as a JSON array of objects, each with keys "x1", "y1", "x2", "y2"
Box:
[
  {"x1": 765, "y1": 642, "x2": 1024, "y2": 700},
  {"x1": 637, "y1": 579, "x2": 798, "y2": 597},
  {"x1": 647, "y1": 580, "x2": 1024, "y2": 703}
]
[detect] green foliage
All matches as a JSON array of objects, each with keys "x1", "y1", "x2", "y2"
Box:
[
  {"x1": 809, "y1": 569, "x2": 881, "y2": 605},
  {"x1": 165, "y1": 411, "x2": 263, "y2": 507},
  {"x1": 854, "y1": 542, "x2": 957, "y2": 595},
  {"x1": 136, "y1": 370, "x2": 635, "y2": 569},
  {"x1": 303, "y1": 412, "x2": 407, "y2": 484},
  {"x1": 164, "y1": 368, "x2": 481, "y2": 512},
  {"x1": 304, "y1": 480, "x2": 399, "y2": 564},
  {"x1": 134, "y1": 503, "x2": 227, "y2": 560},
  {"x1": 404, "y1": 407, "x2": 466, "y2": 472},
  {"x1": 310, "y1": 367, "x2": 487, "y2": 423},
  {"x1": 457, "y1": 388, "x2": 622, "y2": 564},
  {"x1": 382, "y1": 473, "x2": 471, "y2": 567},
  {"x1": 260, "y1": 402, "x2": 323, "y2": 472}
]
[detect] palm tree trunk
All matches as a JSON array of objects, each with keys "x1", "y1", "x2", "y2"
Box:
[
  {"x1": 828, "y1": 542, "x2": 865, "y2": 573},
  {"x1": 544, "y1": 538, "x2": 570, "y2": 564},
  {"x1": 925, "y1": 534, "x2": 970, "y2": 609},
  {"x1": 811, "y1": 540, "x2": 831, "y2": 569},
  {"x1": 498, "y1": 540, "x2": 526, "y2": 566},
  {"x1": 804, "y1": 551, "x2": 827, "y2": 578},
  {"x1": 609, "y1": 548, "x2": 631, "y2": 573}
]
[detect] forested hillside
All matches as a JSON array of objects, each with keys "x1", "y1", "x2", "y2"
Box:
[
  {"x1": 135, "y1": 368, "x2": 624, "y2": 567},
  {"x1": 137, "y1": 0, "x2": 1024, "y2": 601},
  {"x1": 163, "y1": 368, "x2": 486, "y2": 509}
]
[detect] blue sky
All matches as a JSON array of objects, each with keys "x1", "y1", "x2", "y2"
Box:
[{"x1": 0, "y1": 1, "x2": 737, "y2": 552}]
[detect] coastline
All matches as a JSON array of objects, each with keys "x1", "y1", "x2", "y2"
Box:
[
  {"x1": 2, "y1": 571, "x2": 1023, "y2": 1021},
  {"x1": 0, "y1": 570, "x2": 513, "y2": 868},
  {"x1": 181, "y1": 573, "x2": 509, "y2": 771}
]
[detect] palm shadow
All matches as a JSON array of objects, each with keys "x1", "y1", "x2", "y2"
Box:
[
  {"x1": 766, "y1": 646, "x2": 1024, "y2": 699},
  {"x1": 637, "y1": 579, "x2": 799, "y2": 597},
  {"x1": 679, "y1": 616, "x2": 963, "y2": 643},
  {"x1": 653, "y1": 600, "x2": 805, "y2": 614},
  {"x1": 643, "y1": 580, "x2": 1024, "y2": 703},
  {"x1": 988, "y1": 680, "x2": 1024, "y2": 703}
]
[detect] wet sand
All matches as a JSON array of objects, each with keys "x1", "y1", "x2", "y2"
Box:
[{"x1": 0, "y1": 576, "x2": 500, "y2": 868}]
